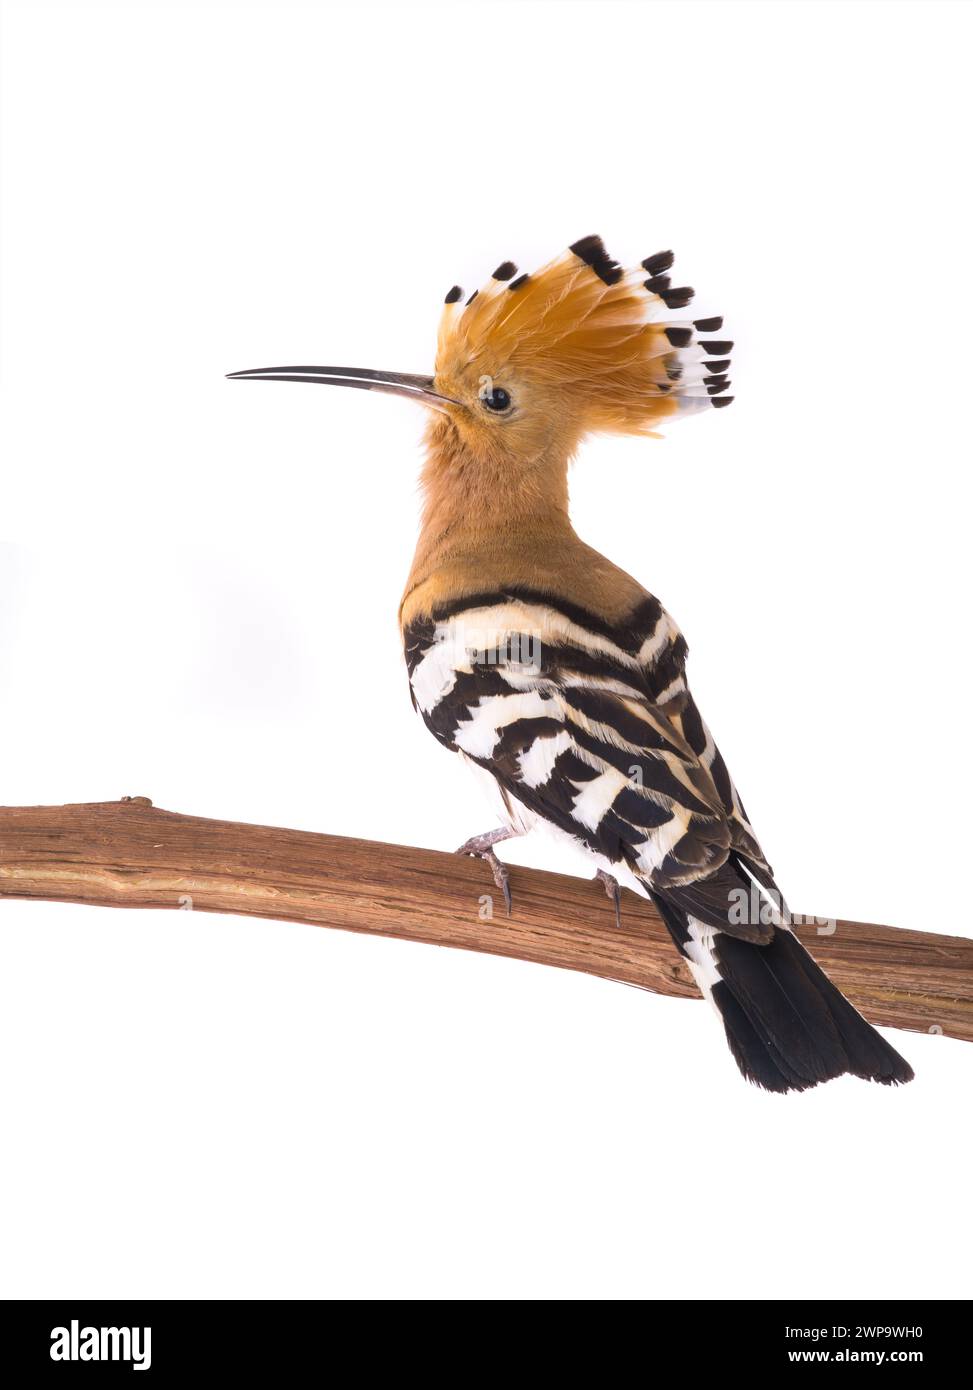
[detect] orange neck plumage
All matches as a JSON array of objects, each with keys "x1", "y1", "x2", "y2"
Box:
[{"x1": 399, "y1": 417, "x2": 647, "y2": 630}]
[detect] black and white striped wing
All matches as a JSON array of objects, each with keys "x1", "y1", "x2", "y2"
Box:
[
  {"x1": 404, "y1": 591, "x2": 777, "y2": 942},
  {"x1": 404, "y1": 589, "x2": 919, "y2": 1091}
]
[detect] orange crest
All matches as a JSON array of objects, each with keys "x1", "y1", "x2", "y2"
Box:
[{"x1": 434, "y1": 236, "x2": 732, "y2": 440}]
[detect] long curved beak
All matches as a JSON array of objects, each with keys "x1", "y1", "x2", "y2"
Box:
[{"x1": 225, "y1": 365, "x2": 459, "y2": 413}]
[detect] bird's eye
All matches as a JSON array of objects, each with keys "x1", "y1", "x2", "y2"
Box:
[{"x1": 482, "y1": 386, "x2": 512, "y2": 413}]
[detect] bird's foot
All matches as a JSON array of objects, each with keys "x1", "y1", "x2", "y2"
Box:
[
  {"x1": 480, "y1": 849, "x2": 512, "y2": 917},
  {"x1": 456, "y1": 828, "x2": 515, "y2": 916},
  {"x1": 455, "y1": 827, "x2": 515, "y2": 857},
  {"x1": 595, "y1": 869, "x2": 622, "y2": 929}
]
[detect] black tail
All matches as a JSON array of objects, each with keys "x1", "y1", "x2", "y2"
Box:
[{"x1": 655, "y1": 898, "x2": 914, "y2": 1093}]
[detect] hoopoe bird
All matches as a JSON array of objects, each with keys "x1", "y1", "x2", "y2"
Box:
[{"x1": 229, "y1": 235, "x2": 913, "y2": 1093}]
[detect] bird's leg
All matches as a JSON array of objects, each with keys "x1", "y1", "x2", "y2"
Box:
[
  {"x1": 595, "y1": 869, "x2": 623, "y2": 929},
  {"x1": 456, "y1": 827, "x2": 519, "y2": 917},
  {"x1": 455, "y1": 827, "x2": 518, "y2": 857}
]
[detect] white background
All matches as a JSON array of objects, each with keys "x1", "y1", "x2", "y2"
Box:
[{"x1": 1, "y1": 0, "x2": 971, "y2": 1299}]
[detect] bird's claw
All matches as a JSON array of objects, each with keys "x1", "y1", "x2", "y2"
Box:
[
  {"x1": 595, "y1": 869, "x2": 622, "y2": 929},
  {"x1": 456, "y1": 830, "x2": 514, "y2": 916},
  {"x1": 488, "y1": 850, "x2": 513, "y2": 916}
]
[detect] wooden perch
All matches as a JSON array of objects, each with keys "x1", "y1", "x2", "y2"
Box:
[{"x1": 1, "y1": 798, "x2": 971, "y2": 1042}]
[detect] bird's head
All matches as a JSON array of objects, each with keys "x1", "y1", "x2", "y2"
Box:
[{"x1": 227, "y1": 235, "x2": 732, "y2": 470}]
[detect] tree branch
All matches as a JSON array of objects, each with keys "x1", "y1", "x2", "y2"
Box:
[{"x1": 1, "y1": 798, "x2": 970, "y2": 1042}]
